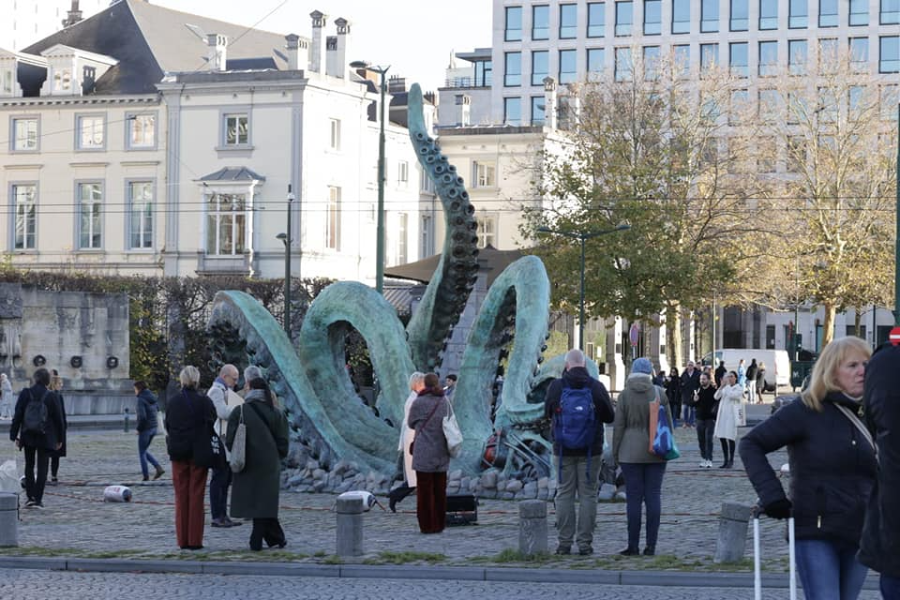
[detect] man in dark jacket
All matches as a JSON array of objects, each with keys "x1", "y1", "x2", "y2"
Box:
[
  {"x1": 544, "y1": 348, "x2": 614, "y2": 556},
  {"x1": 9, "y1": 367, "x2": 64, "y2": 508},
  {"x1": 714, "y1": 360, "x2": 726, "y2": 388},
  {"x1": 680, "y1": 361, "x2": 701, "y2": 428},
  {"x1": 858, "y1": 344, "x2": 900, "y2": 598}
]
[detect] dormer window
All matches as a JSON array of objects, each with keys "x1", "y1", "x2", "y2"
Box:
[
  {"x1": 1, "y1": 70, "x2": 14, "y2": 95},
  {"x1": 53, "y1": 69, "x2": 71, "y2": 91}
]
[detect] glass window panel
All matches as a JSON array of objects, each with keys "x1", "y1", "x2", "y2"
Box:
[
  {"x1": 701, "y1": 0, "x2": 719, "y2": 32},
  {"x1": 644, "y1": 0, "x2": 661, "y2": 34},
  {"x1": 730, "y1": 42, "x2": 748, "y2": 78},
  {"x1": 129, "y1": 181, "x2": 153, "y2": 249},
  {"x1": 532, "y1": 5, "x2": 549, "y2": 40},
  {"x1": 759, "y1": 41, "x2": 778, "y2": 76},
  {"x1": 532, "y1": 50, "x2": 549, "y2": 86},
  {"x1": 759, "y1": 0, "x2": 778, "y2": 29},
  {"x1": 880, "y1": 36, "x2": 899, "y2": 73},
  {"x1": 882, "y1": 0, "x2": 900, "y2": 24},
  {"x1": 560, "y1": 4, "x2": 577, "y2": 38},
  {"x1": 819, "y1": 0, "x2": 838, "y2": 27},
  {"x1": 13, "y1": 184, "x2": 36, "y2": 250},
  {"x1": 758, "y1": 89, "x2": 780, "y2": 122},
  {"x1": 701, "y1": 43, "x2": 719, "y2": 74},
  {"x1": 559, "y1": 49, "x2": 577, "y2": 84},
  {"x1": 850, "y1": 0, "x2": 869, "y2": 25},
  {"x1": 615, "y1": 47, "x2": 632, "y2": 81},
  {"x1": 78, "y1": 183, "x2": 102, "y2": 250},
  {"x1": 587, "y1": 48, "x2": 605, "y2": 76},
  {"x1": 505, "y1": 6, "x2": 522, "y2": 41},
  {"x1": 673, "y1": 45, "x2": 690, "y2": 78},
  {"x1": 672, "y1": 0, "x2": 691, "y2": 33},
  {"x1": 78, "y1": 116, "x2": 104, "y2": 149},
  {"x1": 13, "y1": 118, "x2": 37, "y2": 151},
  {"x1": 225, "y1": 114, "x2": 248, "y2": 145},
  {"x1": 881, "y1": 85, "x2": 899, "y2": 120},
  {"x1": 643, "y1": 46, "x2": 660, "y2": 80},
  {"x1": 504, "y1": 97, "x2": 522, "y2": 125},
  {"x1": 505, "y1": 52, "x2": 521, "y2": 86},
  {"x1": 819, "y1": 39, "x2": 838, "y2": 73},
  {"x1": 587, "y1": 2, "x2": 605, "y2": 37},
  {"x1": 615, "y1": 1, "x2": 633, "y2": 36},
  {"x1": 789, "y1": 0, "x2": 808, "y2": 28},
  {"x1": 789, "y1": 40, "x2": 808, "y2": 75},
  {"x1": 531, "y1": 96, "x2": 545, "y2": 125},
  {"x1": 850, "y1": 38, "x2": 869, "y2": 72},
  {"x1": 129, "y1": 114, "x2": 155, "y2": 148},
  {"x1": 730, "y1": 0, "x2": 748, "y2": 30}
]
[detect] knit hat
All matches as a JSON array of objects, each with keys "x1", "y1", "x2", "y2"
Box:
[{"x1": 632, "y1": 357, "x2": 653, "y2": 375}]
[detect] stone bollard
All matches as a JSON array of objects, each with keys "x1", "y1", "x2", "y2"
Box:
[
  {"x1": 714, "y1": 502, "x2": 752, "y2": 563},
  {"x1": 518, "y1": 500, "x2": 548, "y2": 556},
  {"x1": 0, "y1": 492, "x2": 18, "y2": 547},
  {"x1": 335, "y1": 495, "x2": 364, "y2": 557}
]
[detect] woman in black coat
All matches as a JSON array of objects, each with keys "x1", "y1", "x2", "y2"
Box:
[
  {"x1": 739, "y1": 337, "x2": 877, "y2": 600},
  {"x1": 165, "y1": 366, "x2": 217, "y2": 550},
  {"x1": 858, "y1": 344, "x2": 900, "y2": 598}
]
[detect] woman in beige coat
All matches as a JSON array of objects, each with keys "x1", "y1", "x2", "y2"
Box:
[
  {"x1": 389, "y1": 372, "x2": 425, "y2": 512},
  {"x1": 612, "y1": 357, "x2": 674, "y2": 556},
  {"x1": 713, "y1": 371, "x2": 742, "y2": 468}
]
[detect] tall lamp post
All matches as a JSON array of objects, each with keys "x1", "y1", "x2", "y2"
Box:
[
  {"x1": 536, "y1": 224, "x2": 631, "y2": 351},
  {"x1": 350, "y1": 60, "x2": 390, "y2": 295},
  {"x1": 275, "y1": 187, "x2": 295, "y2": 337}
]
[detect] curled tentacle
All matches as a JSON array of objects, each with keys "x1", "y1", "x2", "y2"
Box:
[{"x1": 405, "y1": 83, "x2": 479, "y2": 372}]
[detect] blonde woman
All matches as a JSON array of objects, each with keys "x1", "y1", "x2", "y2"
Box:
[
  {"x1": 388, "y1": 371, "x2": 425, "y2": 512},
  {"x1": 713, "y1": 371, "x2": 742, "y2": 469},
  {"x1": 740, "y1": 337, "x2": 877, "y2": 600}
]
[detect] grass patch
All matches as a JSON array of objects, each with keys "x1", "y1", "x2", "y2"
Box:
[
  {"x1": 313, "y1": 550, "x2": 328, "y2": 557},
  {"x1": 363, "y1": 551, "x2": 446, "y2": 565},
  {"x1": 320, "y1": 555, "x2": 343, "y2": 565}
]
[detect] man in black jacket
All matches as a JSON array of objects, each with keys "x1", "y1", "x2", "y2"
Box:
[
  {"x1": 680, "y1": 361, "x2": 701, "y2": 428},
  {"x1": 858, "y1": 343, "x2": 900, "y2": 598},
  {"x1": 544, "y1": 349, "x2": 614, "y2": 556},
  {"x1": 9, "y1": 368, "x2": 64, "y2": 508}
]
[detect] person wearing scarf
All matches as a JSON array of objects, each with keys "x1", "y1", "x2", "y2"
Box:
[{"x1": 407, "y1": 373, "x2": 451, "y2": 534}]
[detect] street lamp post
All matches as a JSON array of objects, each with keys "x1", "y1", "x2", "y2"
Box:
[
  {"x1": 536, "y1": 224, "x2": 631, "y2": 351},
  {"x1": 276, "y1": 187, "x2": 295, "y2": 337},
  {"x1": 350, "y1": 60, "x2": 390, "y2": 295}
]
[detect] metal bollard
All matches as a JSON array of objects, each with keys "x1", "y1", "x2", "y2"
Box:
[
  {"x1": 0, "y1": 492, "x2": 18, "y2": 547},
  {"x1": 518, "y1": 500, "x2": 548, "y2": 556},
  {"x1": 124, "y1": 407, "x2": 130, "y2": 433},
  {"x1": 335, "y1": 496, "x2": 364, "y2": 557},
  {"x1": 714, "y1": 502, "x2": 753, "y2": 563}
]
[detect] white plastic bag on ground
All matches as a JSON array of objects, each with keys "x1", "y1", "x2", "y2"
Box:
[
  {"x1": 0, "y1": 460, "x2": 18, "y2": 494},
  {"x1": 103, "y1": 485, "x2": 132, "y2": 502}
]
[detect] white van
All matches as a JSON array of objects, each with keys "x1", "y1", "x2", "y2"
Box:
[{"x1": 701, "y1": 349, "x2": 791, "y2": 388}]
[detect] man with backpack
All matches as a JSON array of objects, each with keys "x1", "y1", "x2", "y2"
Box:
[
  {"x1": 544, "y1": 348, "x2": 614, "y2": 556},
  {"x1": 9, "y1": 367, "x2": 64, "y2": 508}
]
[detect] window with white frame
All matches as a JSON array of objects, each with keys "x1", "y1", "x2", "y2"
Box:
[
  {"x1": 1, "y1": 69, "x2": 14, "y2": 95},
  {"x1": 12, "y1": 117, "x2": 38, "y2": 151},
  {"x1": 206, "y1": 192, "x2": 247, "y2": 255},
  {"x1": 476, "y1": 214, "x2": 497, "y2": 248},
  {"x1": 473, "y1": 161, "x2": 496, "y2": 188},
  {"x1": 325, "y1": 186, "x2": 341, "y2": 250},
  {"x1": 397, "y1": 212, "x2": 409, "y2": 264},
  {"x1": 398, "y1": 161, "x2": 409, "y2": 186},
  {"x1": 77, "y1": 115, "x2": 104, "y2": 149},
  {"x1": 12, "y1": 184, "x2": 36, "y2": 250},
  {"x1": 329, "y1": 118, "x2": 341, "y2": 150},
  {"x1": 127, "y1": 113, "x2": 155, "y2": 149},
  {"x1": 78, "y1": 182, "x2": 103, "y2": 250},
  {"x1": 128, "y1": 181, "x2": 153, "y2": 249},
  {"x1": 52, "y1": 69, "x2": 71, "y2": 91},
  {"x1": 224, "y1": 113, "x2": 249, "y2": 146}
]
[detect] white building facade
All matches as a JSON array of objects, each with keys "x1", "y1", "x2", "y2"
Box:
[{"x1": 1, "y1": 0, "x2": 106, "y2": 53}]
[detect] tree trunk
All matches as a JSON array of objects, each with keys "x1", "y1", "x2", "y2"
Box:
[
  {"x1": 666, "y1": 303, "x2": 683, "y2": 369},
  {"x1": 822, "y1": 302, "x2": 836, "y2": 348},
  {"x1": 854, "y1": 308, "x2": 862, "y2": 338}
]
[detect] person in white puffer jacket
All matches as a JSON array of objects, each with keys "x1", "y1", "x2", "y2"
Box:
[{"x1": 713, "y1": 371, "x2": 743, "y2": 468}]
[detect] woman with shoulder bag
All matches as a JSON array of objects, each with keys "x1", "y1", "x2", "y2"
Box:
[
  {"x1": 612, "y1": 358, "x2": 674, "y2": 557},
  {"x1": 165, "y1": 366, "x2": 218, "y2": 550},
  {"x1": 739, "y1": 337, "x2": 877, "y2": 600},
  {"x1": 407, "y1": 372, "x2": 452, "y2": 534},
  {"x1": 226, "y1": 377, "x2": 289, "y2": 551},
  {"x1": 389, "y1": 372, "x2": 425, "y2": 512}
]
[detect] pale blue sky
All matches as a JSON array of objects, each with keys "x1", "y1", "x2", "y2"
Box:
[{"x1": 152, "y1": 0, "x2": 493, "y2": 91}]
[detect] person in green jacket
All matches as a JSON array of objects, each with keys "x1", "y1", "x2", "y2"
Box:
[{"x1": 226, "y1": 376, "x2": 289, "y2": 551}]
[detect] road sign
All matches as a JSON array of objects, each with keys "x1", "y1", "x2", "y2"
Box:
[{"x1": 890, "y1": 326, "x2": 900, "y2": 345}]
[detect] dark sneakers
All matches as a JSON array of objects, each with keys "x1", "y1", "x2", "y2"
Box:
[
  {"x1": 578, "y1": 546, "x2": 594, "y2": 556},
  {"x1": 555, "y1": 545, "x2": 572, "y2": 555},
  {"x1": 212, "y1": 517, "x2": 243, "y2": 528},
  {"x1": 619, "y1": 547, "x2": 640, "y2": 556},
  {"x1": 643, "y1": 546, "x2": 656, "y2": 556}
]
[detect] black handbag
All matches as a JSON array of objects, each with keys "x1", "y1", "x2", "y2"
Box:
[{"x1": 192, "y1": 423, "x2": 225, "y2": 469}]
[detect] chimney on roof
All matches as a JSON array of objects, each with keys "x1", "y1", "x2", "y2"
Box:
[
  {"x1": 62, "y1": 0, "x2": 83, "y2": 27},
  {"x1": 285, "y1": 33, "x2": 308, "y2": 71},
  {"x1": 455, "y1": 94, "x2": 471, "y2": 127},
  {"x1": 543, "y1": 77, "x2": 558, "y2": 129},
  {"x1": 330, "y1": 17, "x2": 351, "y2": 79},
  {"x1": 309, "y1": 10, "x2": 327, "y2": 74},
  {"x1": 388, "y1": 75, "x2": 406, "y2": 94},
  {"x1": 207, "y1": 34, "x2": 228, "y2": 71}
]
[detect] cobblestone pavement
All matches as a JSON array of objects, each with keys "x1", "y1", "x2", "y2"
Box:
[
  {"x1": 0, "y1": 424, "x2": 806, "y2": 570},
  {"x1": 0, "y1": 570, "x2": 883, "y2": 600}
]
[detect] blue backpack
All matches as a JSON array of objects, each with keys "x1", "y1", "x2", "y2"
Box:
[{"x1": 554, "y1": 384, "x2": 596, "y2": 452}]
